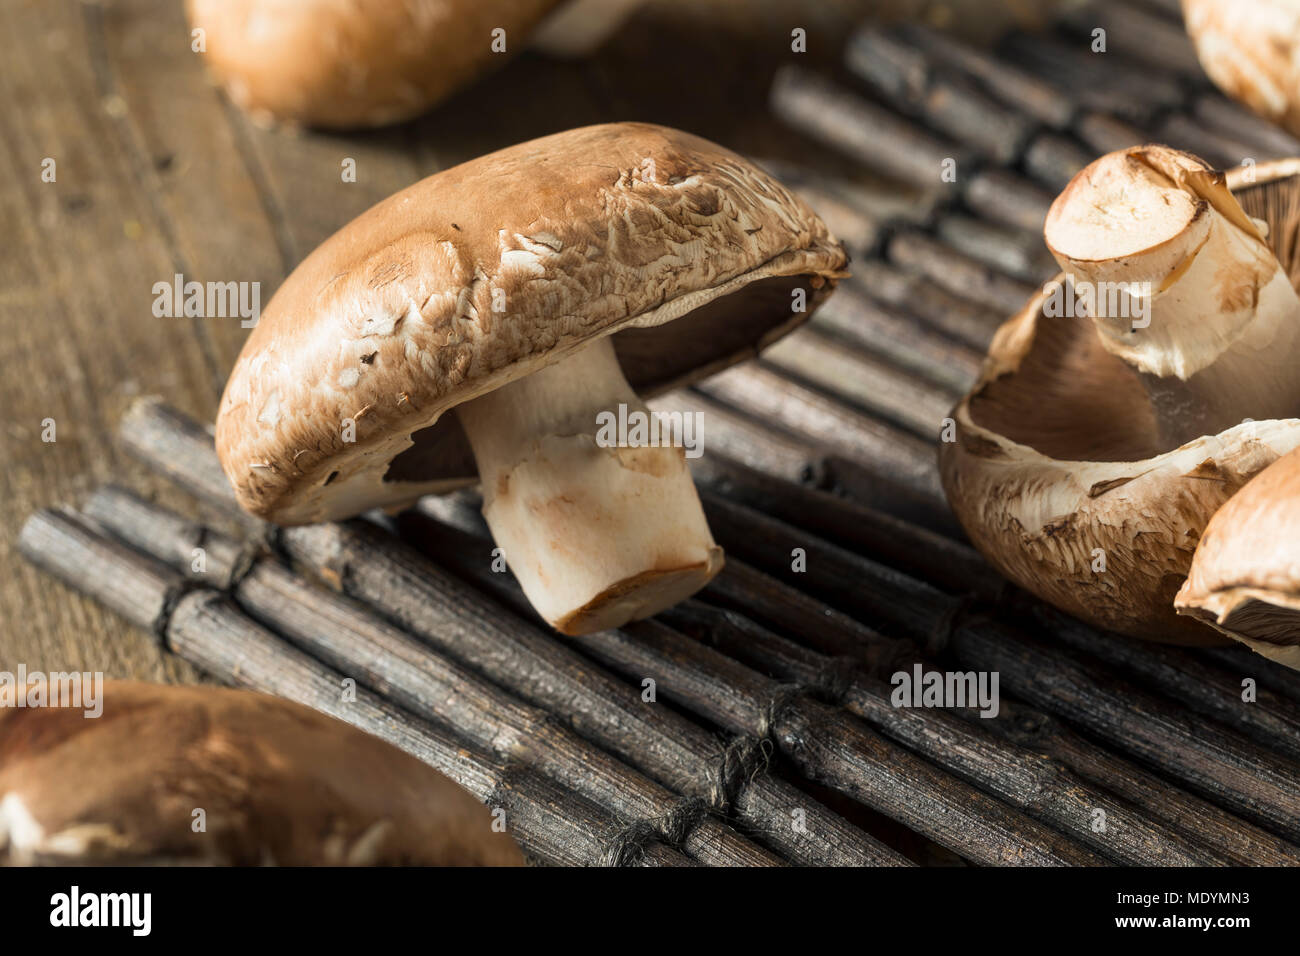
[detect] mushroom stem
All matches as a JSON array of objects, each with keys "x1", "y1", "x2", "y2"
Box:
[
  {"x1": 1045, "y1": 146, "x2": 1300, "y2": 448},
  {"x1": 455, "y1": 336, "x2": 723, "y2": 635}
]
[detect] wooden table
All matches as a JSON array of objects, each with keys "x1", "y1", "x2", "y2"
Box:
[{"x1": 0, "y1": 0, "x2": 1051, "y2": 680}]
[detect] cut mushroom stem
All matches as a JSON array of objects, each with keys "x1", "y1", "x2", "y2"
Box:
[
  {"x1": 455, "y1": 335, "x2": 723, "y2": 635},
  {"x1": 1045, "y1": 145, "x2": 1300, "y2": 449}
]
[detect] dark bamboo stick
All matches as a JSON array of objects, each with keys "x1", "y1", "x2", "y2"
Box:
[
  {"x1": 1193, "y1": 95, "x2": 1300, "y2": 158},
  {"x1": 1028, "y1": 602, "x2": 1300, "y2": 764},
  {"x1": 691, "y1": 454, "x2": 1001, "y2": 599},
  {"x1": 770, "y1": 64, "x2": 970, "y2": 189},
  {"x1": 114, "y1": 400, "x2": 902, "y2": 867},
  {"x1": 81, "y1": 485, "x2": 784, "y2": 868},
  {"x1": 845, "y1": 26, "x2": 1035, "y2": 165},
  {"x1": 664, "y1": 392, "x2": 961, "y2": 541},
  {"x1": 1200, "y1": 645, "x2": 1300, "y2": 707},
  {"x1": 16, "y1": 508, "x2": 690, "y2": 868},
  {"x1": 808, "y1": 279, "x2": 985, "y2": 392},
  {"x1": 1058, "y1": 1, "x2": 1205, "y2": 79},
  {"x1": 949, "y1": 617, "x2": 1300, "y2": 845},
  {"x1": 822, "y1": 455, "x2": 965, "y2": 539},
  {"x1": 396, "y1": 513, "x2": 1104, "y2": 865},
  {"x1": 699, "y1": 488, "x2": 951, "y2": 641},
  {"x1": 980, "y1": 695, "x2": 1300, "y2": 867},
  {"x1": 690, "y1": 561, "x2": 1300, "y2": 866},
  {"x1": 1073, "y1": 111, "x2": 1147, "y2": 156},
  {"x1": 758, "y1": 156, "x2": 945, "y2": 226},
  {"x1": 932, "y1": 214, "x2": 1056, "y2": 283},
  {"x1": 1022, "y1": 132, "x2": 1092, "y2": 191},
  {"x1": 998, "y1": 31, "x2": 1184, "y2": 124},
  {"x1": 695, "y1": 491, "x2": 1300, "y2": 843},
  {"x1": 762, "y1": 329, "x2": 960, "y2": 438},
  {"x1": 693, "y1": 363, "x2": 947, "y2": 510},
  {"x1": 848, "y1": 259, "x2": 1005, "y2": 349},
  {"x1": 887, "y1": 229, "x2": 1038, "y2": 315},
  {"x1": 962, "y1": 168, "x2": 1055, "y2": 235},
  {"x1": 583, "y1": 619, "x2": 1106, "y2": 866},
  {"x1": 893, "y1": 22, "x2": 1076, "y2": 129},
  {"x1": 665, "y1": 600, "x2": 1234, "y2": 866},
  {"x1": 1155, "y1": 113, "x2": 1252, "y2": 169},
  {"x1": 652, "y1": 390, "x2": 826, "y2": 488}
]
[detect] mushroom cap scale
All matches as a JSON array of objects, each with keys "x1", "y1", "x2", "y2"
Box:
[
  {"x1": 1177, "y1": 447, "x2": 1300, "y2": 666},
  {"x1": 216, "y1": 123, "x2": 848, "y2": 525},
  {"x1": 187, "y1": 0, "x2": 564, "y2": 128},
  {"x1": 0, "y1": 681, "x2": 525, "y2": 866}
]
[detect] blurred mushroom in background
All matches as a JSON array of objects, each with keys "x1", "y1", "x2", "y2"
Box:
[
  {"x1": 187, "y1": 0, "x2": 572, "y2": 128},
  {"x1": 1183, "y1": 0, "x2": 1300, "y2": 138},
  {"x1": 0, "y1": 681, "x2": 526, "y2": 865}
]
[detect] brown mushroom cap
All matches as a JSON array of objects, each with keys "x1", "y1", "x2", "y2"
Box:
[
  {"x1": 187, "y1": 0, "x2": 563, "y2": 129},
  {"x1": 1177, "y1": 446, "x2": 1300, "y2": 666},
  {"x1": 940, "y1": 156, "x2": 1300, "y2": 644},
  {"x1": 216, "y1": 122, "x2": 847, "y2": 525},
  {"x1": 1183, "y1": 0, "x2": 1300, "y2": 139},
  {"x1": 0, "y1": 681, "x2": 525, "y2": 866}
]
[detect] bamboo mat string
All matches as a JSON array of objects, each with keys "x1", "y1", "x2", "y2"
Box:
[{"x1": 602, "y1": 797, "x2": 712, "y2": 867}]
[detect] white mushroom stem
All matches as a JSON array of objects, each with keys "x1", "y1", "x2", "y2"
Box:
[
  {"x1": 1045, "y1": 145, "x2": 1300, "y2": 449},
  {"x1": 454, "y1": 335, "x2": 723, "y2": 636}
]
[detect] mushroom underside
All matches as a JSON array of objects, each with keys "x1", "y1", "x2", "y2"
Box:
[
  {"x1": 385, "y1": 272, "x2": 816, "y2": 484},
  {"x1": 950, "y1": 295, "x2": 1300, "y2": 644},
  {"x1": 968, "y1": 305, "x2": 1164, "y2": 463}
]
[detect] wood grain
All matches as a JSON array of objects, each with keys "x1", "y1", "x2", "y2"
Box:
[{"x1": 0, "y1": 0, "x2": 883, "y2": 677}]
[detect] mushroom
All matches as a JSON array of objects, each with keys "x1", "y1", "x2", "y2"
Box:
[
  {"x1": 1177, "y1": 446, "x2": 1300, "y2": 667},
  {"x1": 215, "y1": 123, "x2": 847, "y2": 635},
  {"x1": 1183, "y1": 0, "x2": 1300, "y2": 139},
  {"x1": 940, "y1": 148, "x2": 1300, "y2": 643},
  {"x1": 0, "y1": 681, "x2": 525, "y2": 865},
  {"x1": 187, "y1": 0, "x2": 564, "y2": 128}
]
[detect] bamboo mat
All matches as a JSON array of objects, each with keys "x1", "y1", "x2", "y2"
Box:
[{"x1": 19, "y1": 0, "x2": 1300, "y2": 866}]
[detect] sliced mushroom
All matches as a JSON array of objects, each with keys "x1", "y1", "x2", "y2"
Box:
[
  {"x1": 0, "y1": 681, "x2": 525, "y2": 866},
  {"x1": 1177, "y1": 446, "x2": 1300, "y2": 667},
  {"x1": 941, "y1": 149, "x2": 1300, "y2": 643},
  {"x1": 187, "y1": 0, "x2": 563, "y2": 128},
  {"x1": 1184, "y1": 0, "x2": 1300, "y2": 138},
  {"x1": 216, "y1": 123, "x2": 848, "y2": 634}
]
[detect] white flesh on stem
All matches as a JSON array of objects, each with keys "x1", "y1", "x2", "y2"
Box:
[
  {"x1": 1045, "y1": 146, "x2": 1300, "y2": 449},
  {"x1": 455, "y1": 335, "x2": 723, "y2": 635}
]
